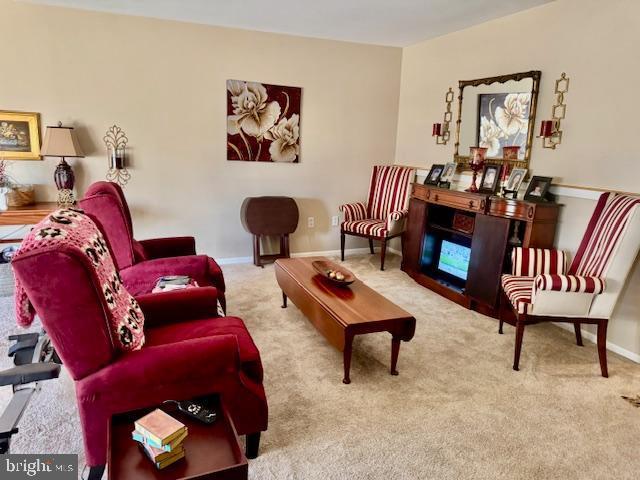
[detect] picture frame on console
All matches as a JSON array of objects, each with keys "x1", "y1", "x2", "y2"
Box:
[
  {"x1": 424, "y1": 164, "x2": 444, "y2": 185},
  {"x1": 503, "y1": 167, "x2": 527, "y2": 198},
  {"x1": 439, "y1": 162, "x2": 457, "y2": 187},
  {"x1": 523, "y1": 175, "x2": 552, "y2": 202},
  {"x1": 478, "y1": 164, "x2": 501, "y2": 193}
]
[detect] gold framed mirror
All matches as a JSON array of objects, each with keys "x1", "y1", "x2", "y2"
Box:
[{"x1": 454, "y1": 70, "x2": 541, "y2": 170}]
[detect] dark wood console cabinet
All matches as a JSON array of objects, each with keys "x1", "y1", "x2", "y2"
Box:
[{"x1": 401, "y1": 184, "x2": 560, "y2": 315}]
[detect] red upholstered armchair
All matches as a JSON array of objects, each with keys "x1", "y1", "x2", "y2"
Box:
[
  {"x1": 12, "y1": 225, "x2": 267, "y2": 475},
  {"x1": 79, "y1": 182, "x2": 227, "y2": 311},
  {"x1": 500, "y1": 193, "x2": 640, "y2": 376},
  {"x1": 340, "y1": 165, "x2": 416, "y2": 270}
]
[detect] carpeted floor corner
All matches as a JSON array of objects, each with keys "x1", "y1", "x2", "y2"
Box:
[{"x1": 1, "y1": 253, "x2": 639, "y2": 479}]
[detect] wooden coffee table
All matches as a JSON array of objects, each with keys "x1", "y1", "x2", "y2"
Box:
[
  {"x1": 275, "y1": 257, "x2": 416, "y2": 384},
  {"x1": 108, "y1": 398, "x2": 247, "y2": 480}
]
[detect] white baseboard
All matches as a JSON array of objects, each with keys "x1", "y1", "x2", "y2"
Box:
[
  {"x1": 216, "y1": 255, "x2": 254, "y2": 265},
  {"x1": 556, "y1": 323, "x2": 640, "y2": 363}
]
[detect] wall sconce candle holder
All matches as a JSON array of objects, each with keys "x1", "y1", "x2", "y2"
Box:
[
  {"x1": 104, "y1": 125, "x2": 131, "y2": 187},
  {"x1": 539, "y1": 72, "x2": 569, "y2": 149},
  {"x1": 433, "y1": 87, "x2": 454, "y2": 145}
]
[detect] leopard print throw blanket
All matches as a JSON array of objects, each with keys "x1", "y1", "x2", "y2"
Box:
[{"x1": 13, "y1": 208, "x2": 145, "y2": 351}]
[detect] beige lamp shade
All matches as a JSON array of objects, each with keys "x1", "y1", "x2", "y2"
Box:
[{"x1": 41, "y1": 123, "x2": 84, "y2": 158}]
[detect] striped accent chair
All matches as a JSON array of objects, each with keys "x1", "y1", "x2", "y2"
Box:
[
  {"x1": 499, "y1": 192, "x2": 640, "y2": 376},
  {"x1": 340, "y1": 165, "x2": 416, "y2": 270}
]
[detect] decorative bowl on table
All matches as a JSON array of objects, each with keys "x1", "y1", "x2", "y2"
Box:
[{"x1": 311, "y1": 260, "x2": 356, "y2": 286}]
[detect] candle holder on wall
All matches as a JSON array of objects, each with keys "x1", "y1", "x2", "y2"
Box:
[
  {"x1": 432, "y1": 87, "x2": 454, "y2": 145},
  {"x1": 538, "y1": 72, "x2": 569, "y2": 149},
  {"x1": 104, "y1": 125, "x2": 131, "y2": 187}
]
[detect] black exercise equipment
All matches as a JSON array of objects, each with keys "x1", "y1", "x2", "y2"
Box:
[{"x1": 0, "y1": 331, "x2": 60, "y2": 455}]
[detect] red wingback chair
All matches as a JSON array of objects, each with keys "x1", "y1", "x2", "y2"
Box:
[
  {"x1": 500, "y1": 192, "x2": 640, "y2": 376},
  {"x1": 79, "y1": 181, "x2": 227, "y2": 311},
  {"x1": 339, "y1": 165, "x2": 416, "y2": 270},
  {"x1": 11, "y1": 211, "x2": 267, "y2": 475}
]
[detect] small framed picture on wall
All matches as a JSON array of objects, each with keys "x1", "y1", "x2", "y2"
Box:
[
  {"x1": 478, "y1": 164, "x2": 502, "y2": 194},
  {"x1": 0, "y1": 110, "x2": 42, "y2": 160}
]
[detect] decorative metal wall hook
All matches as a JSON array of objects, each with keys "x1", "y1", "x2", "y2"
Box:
[
  {"x1": 103, "y1": 125, "x2": 131, "y2": 186},
  {"x1": 433, "y1": 87, "x2": 454, "y2": 145},
  {"x1": 539, "y1": 72, "x2": 569, "y2": 149}
]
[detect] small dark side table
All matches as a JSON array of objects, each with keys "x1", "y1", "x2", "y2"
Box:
[
  {"x1": 240, "y1": 196, "x2": 299, "y2": 267},
  {"x1": 108, "y1": 399, "x2": 247, "y2": 480}
]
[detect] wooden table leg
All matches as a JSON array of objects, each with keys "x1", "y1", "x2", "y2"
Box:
[
  {"x1": 253, "y1": 235, "x2": 264, "y2": 268},
  {"x1": 343, "y1": 332, "x2": 354, "y2": 384},
  {"x1": 390, "y1": 335, "x2": 401, "y2": 376},
  {"x1": 281, "y1": 292, "x2": 288, "y2": 308}
]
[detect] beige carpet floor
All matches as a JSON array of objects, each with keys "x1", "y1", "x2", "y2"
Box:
[{"x1": 1, "y1": 253, "x2": 640, "y2": 479}]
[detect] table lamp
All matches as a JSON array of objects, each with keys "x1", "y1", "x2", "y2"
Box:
[{"x1": 41, "y1": 122, "x2": 84, "y2": 206}]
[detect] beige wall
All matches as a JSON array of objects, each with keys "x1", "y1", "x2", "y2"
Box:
[
  {"x1": 0, "y1": 0, "x2": 402, "y2": 258},
  {"x1": 394, "y1": 0, "x2": 640, "y2": 358},
  {"x1": 395, "y1": 0, "x2": 640, "y2": 192}
]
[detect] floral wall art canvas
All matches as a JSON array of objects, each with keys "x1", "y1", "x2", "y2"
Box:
[
  {"x1": 476, "y1": 93, "x2": 531, "y2": 158},
  {"x1": 227, "y1": 80, "x2": 301, "y2": 162}
]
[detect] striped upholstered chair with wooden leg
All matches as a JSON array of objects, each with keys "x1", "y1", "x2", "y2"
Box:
[
  {"x1": 339, "y1": 165, "x2": 415, "y2": 270},
  {"x1": 499, "y1": 192, "x2": 640, "y2": 377}
]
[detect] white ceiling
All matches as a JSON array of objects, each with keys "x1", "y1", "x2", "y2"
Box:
[{"x1": 23, "y1": 0, "x2": 554, "y2": 47}]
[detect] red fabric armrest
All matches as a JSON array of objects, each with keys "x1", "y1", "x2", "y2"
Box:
[
  {"x1": 136, "y1": 287, "x2": 220, "y2": 326},
  {"x1": 138, "y1": 237, "x2": 196, "y2": 259},
  {"x1": 78, "y1": 334, "x2": 240, "y2": 393}
]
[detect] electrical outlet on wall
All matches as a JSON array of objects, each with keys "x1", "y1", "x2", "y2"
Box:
[
  {"x1": 307, "y1": 216, "x2": 315, "y2": 228},
  {"x1": 331, "y1": 215, "x2": 339, "y2": 227}
]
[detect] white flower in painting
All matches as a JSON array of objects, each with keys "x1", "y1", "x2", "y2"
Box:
[
  {"x1": 227, "y1": 81, "x2": 281, "y2": 138},
  {"x1": 265, "y1": 114, "x2": 300, "y2": 162},
  {"x1": 495, "y1": 93, "x2": 530, "y2": 136},
  {"x1": 479, "y1": 116, "x2": 502, "y2": 157}
]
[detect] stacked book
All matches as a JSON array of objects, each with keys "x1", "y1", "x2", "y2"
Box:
[{"x1": 132, "y1": 409, "x2": 188, "y2": 469}]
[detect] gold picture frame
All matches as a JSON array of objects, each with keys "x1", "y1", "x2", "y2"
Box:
[
  {"x1": 453, "y1": 71, "x2": 541, "y2": 171},
  {"x1": 0, "y1": 110, "x2": 42, "y2": 160}
]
